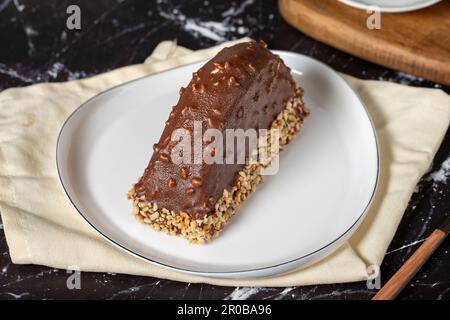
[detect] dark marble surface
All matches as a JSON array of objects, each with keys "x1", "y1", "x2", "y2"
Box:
[{"x1": 0, "y1": 0, "x2": 449, "y2": 300}]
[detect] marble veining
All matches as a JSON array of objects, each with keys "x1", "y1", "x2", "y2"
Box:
[
  {"x1": 428, "y1": 156, "x2": 450, "y2": 184},
  {"x1": 225, "y1": 287, "x2": 263, "y2": 300},
  {"x1": 158, "y1": 0, "x2": 254, "y2": 41},
  {"x1": 0, "y1": 0, "x2": 448, "y2": 300}
]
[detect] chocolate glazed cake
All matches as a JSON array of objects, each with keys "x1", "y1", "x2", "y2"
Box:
[{"x1": 128, "y1": 41, "x2": 309, "y2": 243}]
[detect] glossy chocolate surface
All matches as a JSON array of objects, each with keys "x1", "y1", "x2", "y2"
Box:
[{"x1": 134, "y1": 41, "x2": 296, "y2": 219}]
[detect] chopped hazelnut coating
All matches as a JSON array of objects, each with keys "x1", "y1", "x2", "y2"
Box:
[
  {"x1": 129, "y1": 41, "x2": 309, "y2": 243},
  {"x1": 129, "y1": 88, "x2": 309, "y2": 243}
]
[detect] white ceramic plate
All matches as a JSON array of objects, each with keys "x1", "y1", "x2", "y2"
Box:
[
  {"x1": 56, "y1": 51, "x2": 379, "y2": 279},
  {"x1": 338, "y1": 0, "x2": 441, "y2": 12}
]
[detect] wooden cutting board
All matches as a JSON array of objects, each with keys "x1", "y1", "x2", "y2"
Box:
[{"x1": 278, "y1": 0, "x2": 450, "y2": 85}]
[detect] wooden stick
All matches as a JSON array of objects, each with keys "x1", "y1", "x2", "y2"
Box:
[{"x1": 372, "y1": 229, "x2": 447, "y2": 300}]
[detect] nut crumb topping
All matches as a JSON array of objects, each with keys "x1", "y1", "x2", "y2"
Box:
[{"x1": 128, "y1": 88, "x2": 309, "y2": 243}]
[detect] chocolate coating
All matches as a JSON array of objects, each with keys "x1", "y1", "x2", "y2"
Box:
[{"x1": 134, "y1": 41, "x2": 296, "y2": 219}]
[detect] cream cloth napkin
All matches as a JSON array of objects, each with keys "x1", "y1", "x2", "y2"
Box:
[{"x1": 0, "y1": 38, "x2": 449, "y2": 287}]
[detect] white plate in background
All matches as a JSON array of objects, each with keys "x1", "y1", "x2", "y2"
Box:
[
  {"x1": 56, "y1": 51, "x2": 379, "y2": 279},
  {"x1": 338, "y1": 0, "x2": 441, "y2": 12}
]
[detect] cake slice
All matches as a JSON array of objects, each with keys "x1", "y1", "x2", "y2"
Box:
[{"x1": 128, "y1": 40, "x2": 309, "y2": 243}]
